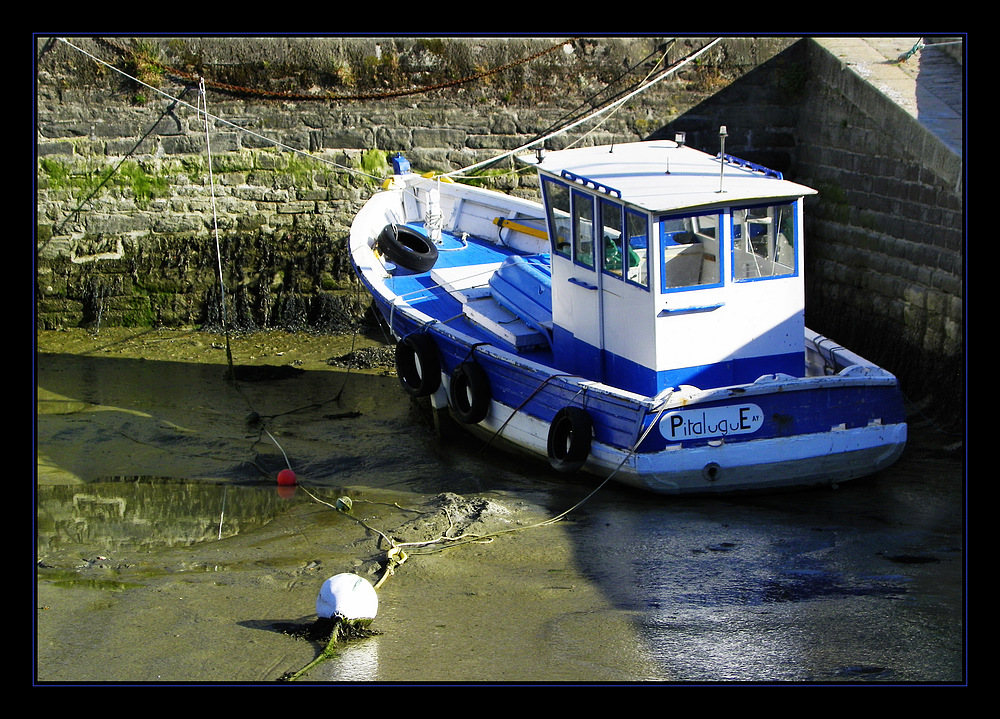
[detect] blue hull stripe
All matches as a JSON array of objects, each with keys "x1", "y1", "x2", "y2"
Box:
[
  {"x1": 554, "y1": 325, "x2": 804, "y2": 395},
  {"x1": 369, "y1": 291, "x2": 905, "y2": 458}
]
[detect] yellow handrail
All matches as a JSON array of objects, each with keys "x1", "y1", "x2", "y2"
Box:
[{"x1": 493, "y1": 217, "x2": 548, "y2": 240}]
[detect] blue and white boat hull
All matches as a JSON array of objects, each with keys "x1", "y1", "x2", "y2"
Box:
[{"x1": 349, "y1": 145, "x2": 906, "y2": 495}]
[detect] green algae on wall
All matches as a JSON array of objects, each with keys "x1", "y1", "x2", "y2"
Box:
[{"x1": 40, "y1": 157, "x2": 170, "y2": 209}]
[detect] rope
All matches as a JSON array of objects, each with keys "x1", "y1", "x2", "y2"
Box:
[
  {"x1": 897, "y1": 39, "x2": 925, "y2": 63},
  {"x1": 480, "y1": 373, "x2": 577, "y2": 451},
  {"x1": 282, "y1": 411, "x2": 668, "y2": 682},
  {"x1": 536, "y1": 402, "x2": 671, "y2": 524},
  {"x1": 199, "y1": 79, "x2": 234, "y2": 374},
  {"x1": 197, "y1": 75, "x2": 303, "y2": 475},
  {"x1": 562, "y1": 41, "x2": 674, "y2": 151},
  {"x1": 290, "y1": 395, "x2": 673, "y2": 595},
  {"x1": 444, "y1": 38, "x2": 722, "y2": 179},
  {"x1": 896, "y1": 38, "x2": 964, "y2": 63},
  {"x1": 331, "y1": 279, "x2": 367, "y2": 402},
  {"x1": 54, "y1": 35, "x2": 724, "y2": 622}
]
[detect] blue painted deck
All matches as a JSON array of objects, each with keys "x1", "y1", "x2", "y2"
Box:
[{"x1": 386, "y1": 223, "x2": 555, "y2": 366}]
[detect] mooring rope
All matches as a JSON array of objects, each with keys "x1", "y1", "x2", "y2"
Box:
[
  {"x1": 291, "y1": 395, "x2": 673, "y2": 593},
  {"x1": 480, "y1": 372, "x2": 578, "y2": 452},
  {"x1": 54, "y1": 34, "x2": 722, "y2": 617},
  {"x1": 561, "y1": 40, "x2": 674, "y2": 152},
  {"x1": 197, "y1": 74, "x2": 298, "y2": 474},
  {"x1": 896, "y1": 37, "x2": 963, "y2": 63},
  {"x1": 444, "y1": 37, "x2": 722, "y2": 179},
  {"x1": 199, "y1": 78, "x2": 233, "y2": 374},
  {"x1": 42, "y1": 91, "x2": 193, "y2": 248}
]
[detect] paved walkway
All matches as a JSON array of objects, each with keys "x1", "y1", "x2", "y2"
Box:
[{"x1": 813, "y1": 36, "x2": 964, "y2": 158}]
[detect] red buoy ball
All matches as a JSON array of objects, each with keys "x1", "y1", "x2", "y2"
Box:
[{"x1": 277, "y1": 469, "x2": 297, "y2": 486}]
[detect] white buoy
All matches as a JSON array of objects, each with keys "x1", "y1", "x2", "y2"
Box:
[{"x1": 316, "y1": 573, "x2": 378, "y2": 622}]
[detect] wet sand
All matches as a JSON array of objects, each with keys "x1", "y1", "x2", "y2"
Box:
[
  {"x1": 35, "y1": 328, "x2": 965, "y2": 684},
  {"x1": 37, "y1": 488, "x2": 664, "y2": 683},
  {"x1": 35, "y1": 328, "x2": 666, "y2": 683}
]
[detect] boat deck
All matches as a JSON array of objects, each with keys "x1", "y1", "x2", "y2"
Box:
[{"x1": 381, "y1": 223, "x2": 555, "y2": 363}]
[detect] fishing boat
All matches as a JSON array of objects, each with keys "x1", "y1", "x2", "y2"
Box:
[{"x1": 348, "y1": 131, "x2": 907, "y2": 494}]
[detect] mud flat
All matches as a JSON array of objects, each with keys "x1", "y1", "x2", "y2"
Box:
[
  {"x1": 35, "y1": 328, "x2": 665, "y2": 683},
  {"x1": 35, "y1": 328, "x2": 965, "y2": 684}
]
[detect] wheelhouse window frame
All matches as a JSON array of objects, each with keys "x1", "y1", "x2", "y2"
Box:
[
  {"x1": 599, "y1": 197, "x2": 625, "y2": 278},
  {"x1": 655, "y1": 209, "x2": 724, "y2": 294},
  {"x1": 541, "y1": 176, "x2": 572, "y2": 259},
  {"x1": 543, "y1": 175, "x2": 650, "y2": 290},
  {"x1": 730, "y1": 200, "x2": 799, "y2": 282},
  {"x1": 572, "y1": 188, "x2": 596, "y2": 270},
  {"x1": 599, "y1": 196, "x2": 650, "y2": 290},
  {"x1": 624, "y1": 206, "x2": 650, "y2": 289}
]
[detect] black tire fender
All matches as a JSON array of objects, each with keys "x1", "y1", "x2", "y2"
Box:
[
  {"x1": 376, "y1": 223, "x2": 439, "y2": 273},
  {"x1": 546, "y1": 406, "x2": 593, "y2": 473},
  {"x1": 449, "y1": 361, "x2": 491, "y2": 424},
  {"x1": 395, "y1": 333, "x2": 441, "y2": 397}
]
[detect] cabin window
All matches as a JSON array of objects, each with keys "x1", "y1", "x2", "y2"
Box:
[
  {"x1": 542, "y1": 178, "x2": 572, "y2": 258},
  {"x1": 546, "y1": 177, "x2": 647, "y2": 288},
  {"x1": 600, "y1": 199, "x2": 649, "y2": 288},
  {"x1": 731, "y1": 201, "x2": 797, "y2": 280},
  {"x1": 572, "y1": 190, "x2": 596, "y2": 269},
  {"x1": 625, "y1": 209, "x2": 649, "y2": 288},
  {"x1": 600, "y1": 199, "x2": 625, "y2": 277},
  {"x1": 657, "y1": 211, "x2": 722, "y2": 292}
]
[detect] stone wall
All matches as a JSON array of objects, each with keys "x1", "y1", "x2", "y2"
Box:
[
  {"x1": 35, "y1": 35, "x2": 963, "y2": 422},
  {"x1": 797, "y1": 39, "x2": 963, "y2": 425},
  {"x1": 648, "y1": 38, "x2": 963, "y2": 425},
  {"x1": 38, "y1": 36, "x2": 789, "y2": 331}
]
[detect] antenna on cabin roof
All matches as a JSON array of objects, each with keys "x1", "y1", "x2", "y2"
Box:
[
  {"x1": 717, "y1": 125, "x2": 728, "y2": 193},
  {"x1": 667, "y1": 132, "x2": 686, "y2": 174}
]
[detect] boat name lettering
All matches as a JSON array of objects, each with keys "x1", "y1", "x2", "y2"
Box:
[{"x1": 661, "y1": 404, "x2": 764, "y2": 441}]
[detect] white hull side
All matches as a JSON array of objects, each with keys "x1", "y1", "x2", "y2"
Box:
[{"x1": 436, "y1": 373, "x2": 907, "y2": 495}]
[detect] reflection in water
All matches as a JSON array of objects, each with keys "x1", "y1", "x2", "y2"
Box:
[
  {"x1": 35, "y1": 350, "x2": 481, "y2": 493},
  {"x1": 315, "y1": 637, "x2": 380, "y2": 682},
  {"x1": 575, "y1": 468, "x2": 964, "y2": 683},
  {"x1": 37, "y1": 478, "x2": 290, "y2": 555}
]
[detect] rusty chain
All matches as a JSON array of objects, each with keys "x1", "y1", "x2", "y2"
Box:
[{"x1": 96, "y1": 36, "x2": 576, "y2": 102}]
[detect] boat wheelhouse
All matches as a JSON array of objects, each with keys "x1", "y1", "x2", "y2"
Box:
[{"x1": 528, "y1": 135, "x2": 811, "y2": 397}]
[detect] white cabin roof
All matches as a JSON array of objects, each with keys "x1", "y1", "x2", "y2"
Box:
[{"x1": 520, "y1": 139, "x2": 816, "y2": 214}]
